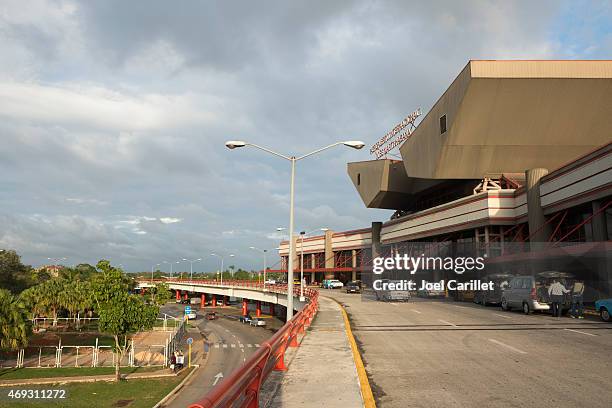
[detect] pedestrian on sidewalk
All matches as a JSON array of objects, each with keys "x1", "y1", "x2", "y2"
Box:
[
  {"x1": 570, "y1": 280, "x2": 585, "y2": 319},
  {"x1": 548, "y1": 279, "x2": 570, "y2": 318},
  {"x1": 170, "y1": 352, "x2": 177, "y2": 373}
]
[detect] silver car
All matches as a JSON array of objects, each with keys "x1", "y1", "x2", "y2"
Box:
[{"x1": 501, "y1": 276, "x2": 550, "y2": 314}]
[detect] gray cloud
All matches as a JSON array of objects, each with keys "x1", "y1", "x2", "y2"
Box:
[{"x1": 0, "y1": 0, "x2": 610, "y2": 271}]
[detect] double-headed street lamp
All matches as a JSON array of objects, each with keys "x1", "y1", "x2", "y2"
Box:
[
  {"x1": 163, "y1": 260, "x2": 180, "y2": 278},
  {"x1": 226, "y1": 140, "x2": 365, "y2": 320},
  {"x1": 249, "y1": 247, "x2": 267, "y2": 285},
  {"x1": 151, "y1": 263, "x2": 160, "y2": 283},
  {"x1": 211, "y1": 253, "x2": 234, "y2": 285},
  {"x1": 183, "y1": 258, "x2": 202, "y2": 280}
]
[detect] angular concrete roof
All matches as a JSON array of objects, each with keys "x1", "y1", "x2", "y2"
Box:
[{"x1": 348, "y1": 60, "x2": 612, "y2": 209}]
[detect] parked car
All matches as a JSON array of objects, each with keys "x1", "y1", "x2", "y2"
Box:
[
  {"x1": 346, "y1": 281, "x2": 361, "y2": 294},
  {"x1": 595, "y1": 298, "x2": 612, "y2": 322},
  {"x1": 501, "y1": 273, "x2": 573, "y2": 314},
  {"x1": 328, "y1": 279, "x2": 344, "y2": 289},
  {"x1": 474, "y1": 273, "x2": 513, "y2": 306},
  {"x1": 264, "y1": 279, "x2": 277, "y2": 285},
  {"x1": 205, "y1": 312, "x2": 217, "y2": 320},
  {"x1": 186, "y1": 311, "x2": 197, "y2": 320},
  {"x1": 376, "y1": 279, "x2": 411, "y2": 302},
  {"x1": 179, "y1": 299, "x2": 190, "y2": 305},
  {"x1": 417, "y1": 287, "x2": 445, "y2": 298},
  {"x1": 239, "y1": 315, "x2": 253, "y2": 324},
  {"x1": 250, "y1": 318, "x2": 266, "y2": 327}
]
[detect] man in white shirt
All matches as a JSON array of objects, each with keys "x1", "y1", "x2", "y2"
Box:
[{"x1": 548, "y1": 279, "x2": 570, "y2": 318}]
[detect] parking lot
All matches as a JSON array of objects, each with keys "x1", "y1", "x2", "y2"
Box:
[{"x1": 324, "y1": 290, "x2": 612, "y2": 408}]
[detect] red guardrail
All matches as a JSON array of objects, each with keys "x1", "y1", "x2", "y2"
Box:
[{"x1": 140, "y1": 279, "x2": 319, "y2": 408}]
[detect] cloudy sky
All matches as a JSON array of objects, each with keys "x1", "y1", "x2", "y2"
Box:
[{"x1": 1, "y1": 0, "x2": 610, "y2": 272}]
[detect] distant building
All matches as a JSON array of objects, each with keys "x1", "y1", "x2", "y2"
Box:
[{"x1": 36, "y1": 264, "x2": 65, "y2": 277}]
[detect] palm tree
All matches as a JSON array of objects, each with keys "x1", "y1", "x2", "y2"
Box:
[{"x1": 0, "y1": 289, "x2": 29, "y2": 351}]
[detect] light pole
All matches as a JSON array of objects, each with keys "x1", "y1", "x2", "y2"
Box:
[
  {"x1": 298, "y1": 228, "x2": 329, "y2": 301},
  {"x1": 226, "y1": 139, "x2": 365, "y2": 320},
  {"x1": 163, "y1": 260, "x2": 180, "y2": 278},
  {"x1": 278, "y1": 228, "x2": 327, "y2": 301},
  {"x1": 151, "y1": 263, "x2": 160, "y2": 283},
  {"x1": 211, "y1": 253, "x2": 234, "y2": 285},
  {"x1": 183, "y1": 258, "x2": 202, "y2": 280},
  {"x1": 249, "y1": 247, "x2": 267, "y2": 286}
]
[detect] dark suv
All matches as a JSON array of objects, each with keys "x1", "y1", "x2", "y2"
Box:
[{"x1": 346, "y1": 281, "x2": 361, "y2": 294}]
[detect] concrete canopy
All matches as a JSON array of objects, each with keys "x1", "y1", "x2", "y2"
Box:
[{"x1": 348, "y1": 60, "x2": 612, "y2": 209}]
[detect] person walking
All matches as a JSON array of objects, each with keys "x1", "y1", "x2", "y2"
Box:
[
  {"x1": 548, "y1": 279, "x2": 570, "y2": 318},
  {"x1": 570, "y1": 280, "x2": 585, "y2": 319},
  {"x1": 170, "y1": 352, "x2": 177, "y2": 373}
]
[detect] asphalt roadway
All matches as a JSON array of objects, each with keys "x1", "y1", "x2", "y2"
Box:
[
  {"x1": 158, "y1": 303, "x2": 280, "y2": 408},
  {"x1": 324, "y1": 289, "x2": 612, "y2": 408}
]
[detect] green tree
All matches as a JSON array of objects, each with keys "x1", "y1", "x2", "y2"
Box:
[
  {"x1": 0, "y1": 289, "x2": 30, "y2": 351},
  {"x1": 0, "y1": 250, "x2": 34, "y2": 293},
  {"x1": 91, "y1": 260, "x2": 158, "y2": 381},
  {"x1": 20, "y1": 279, "x2": 65, "y2": 325},
  {"x1": 61, "y1": 280, "x2": 92, "y2": 327},
  {"x1": 147, "y1": 282, "x2": 172, "y2": 306}
]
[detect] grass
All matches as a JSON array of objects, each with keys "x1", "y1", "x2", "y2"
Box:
[
  {"x1": 2, "y1": 368, "x2": 191, "y2": 408},
  {"x1": 0, "y1": 366, "x2": 162, "y2": 380}
]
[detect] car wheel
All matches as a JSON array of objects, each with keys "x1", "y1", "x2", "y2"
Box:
[
  {"x1": 523, "y1": 302, "x2": 530, "y2": 315},
  {"x1": 601, "y1": 307, "x2": 611, "y2": 322},
  {"x1": 501, "y1": 298, "x2": 510, "y2": 311}
]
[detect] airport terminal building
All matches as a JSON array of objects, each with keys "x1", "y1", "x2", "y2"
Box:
[{"x1": 277, "y1": 60, "x2": 611, "y2": 301}]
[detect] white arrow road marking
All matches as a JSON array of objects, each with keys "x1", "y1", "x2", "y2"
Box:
[
  {"x1": 213, "y1": 372, "x2": 224, "y2": 386},
  {"x1": 438, "y1": 319, "x2": 457, "y2": 327},
  {"x1": 411, "y1": 310, "x2": 422, "y2": 314},
  {"x1": 493, "y1": 313, "x2": 512, "y2": 319}
]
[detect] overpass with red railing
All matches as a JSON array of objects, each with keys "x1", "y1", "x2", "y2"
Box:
[
  {"x1": 137, "y1": 279, "x2": 313, "y2": 317},
  {"x1": 135, "y1": 279, "x2": 320, "y2": 408}
]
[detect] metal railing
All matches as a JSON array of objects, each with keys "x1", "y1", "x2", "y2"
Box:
[{"x1": 138, "y1": 279, "x2": 319, "y2": 408}]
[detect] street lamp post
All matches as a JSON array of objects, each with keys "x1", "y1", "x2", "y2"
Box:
[
  {"x1": 211, "y1": 253, "x2": 234, "y2": 285},
  {"x1": 226, "y1": 140, "x2": 365, "y2": 320},
  {"x1": 183, "y1": 258, "x2": 202, "y2": 280},
  {"x1": 163, "y1": 260, "x2": 180, "y2": 278},
  {"x1": 249, "y1": 247, "x2": 267, "y2": 286},
  {"x1": 290, "y1": 228, "x2": 328, "y2": 301},
  {"x1": 151, "y1": 263, "x2": 160, "y2": 283}
]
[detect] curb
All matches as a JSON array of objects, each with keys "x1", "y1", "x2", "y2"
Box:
[
  {"x1": 325, "y1": 296, "x2": 376, "y2": 408},
  {"x1": 152, "y1": 364, "x2": 200, "y2": 408}
]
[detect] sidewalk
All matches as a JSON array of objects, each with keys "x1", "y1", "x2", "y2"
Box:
[{"x1": 260, "y1": 296, "x2": 364, "y2": 408}]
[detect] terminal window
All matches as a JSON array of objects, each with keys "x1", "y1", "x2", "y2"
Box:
[{"x1": 439, "y1": 114, "x2": 447, "y2": 134}]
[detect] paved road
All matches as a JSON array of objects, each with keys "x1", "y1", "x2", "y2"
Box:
[
  {"x1": 324, "y1": 290, "x2": 612, "y2": 408},
  {"x1": 160, "y1": 303, "x2": 279, "y2": 408}
]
